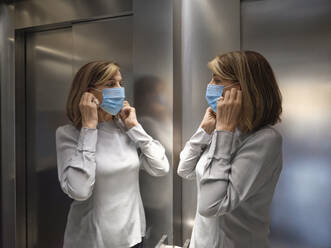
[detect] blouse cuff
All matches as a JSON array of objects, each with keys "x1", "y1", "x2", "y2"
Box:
[
  {"x1": 77, "y1": 127, "x2": 98, "y2": 152},
  {"x1": 126, "y1": 124, "x2": 153, "y2": 146},
  {"x1": 213, "y1": 130, "x2": 234, "y2": 160},
  {"x1": 196, "y1": 127, "x2": 214, "y2": 144}
]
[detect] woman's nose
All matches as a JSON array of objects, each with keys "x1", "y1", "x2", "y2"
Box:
[{"x1": 114, "y1": 81, "x2": 122, "y2": 88}]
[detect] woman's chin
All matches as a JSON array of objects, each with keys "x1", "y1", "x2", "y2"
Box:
[{"x1": 98, "y1": 110, "x2": 113, "y2": 121}]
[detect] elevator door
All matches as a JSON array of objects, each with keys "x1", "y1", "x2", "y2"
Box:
[
  {"x1": 26, "y1": 16, "x2": 133, "y2": 248},
  {"x1": 26, "y1": 27, "x2": 74, "y2": 248}
]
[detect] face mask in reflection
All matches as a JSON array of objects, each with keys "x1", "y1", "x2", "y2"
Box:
[
  {"x1": 153, "y1": 95, "x2": 168, "y2": 105},
  {"x1": 97, "y1": 87, "x2": 125, "y2": 115},
  {"x1": 205, "y1": 83, "x2": 238, "y2": 112}
]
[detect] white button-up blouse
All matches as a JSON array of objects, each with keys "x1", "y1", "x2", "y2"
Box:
[
  {"x1": 55, "y1": 119, "x2": 170, "y2": 248},
  {"x1": 178, "y1": 125, "x2": 283, "y2": 248}
]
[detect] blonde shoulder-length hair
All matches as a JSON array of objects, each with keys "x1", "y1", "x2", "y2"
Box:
[
  {"x1": 208, "y1": 50, "x2": 282, "y2": 133},
  {"x1": 66, "y1": 61, "x2": 120, "y2": 130}
]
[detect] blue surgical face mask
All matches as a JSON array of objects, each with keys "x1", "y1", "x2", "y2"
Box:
[
  {"x1": 95, "y1": 87, "x2": 125, "y2": 115},
  {"x1": 205, "y1": 83, "x2": 238, "y2": 112}
]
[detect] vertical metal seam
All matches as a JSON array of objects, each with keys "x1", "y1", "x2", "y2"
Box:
[{"x1": 172, "y1": 0, "x2": 183, "y2": 245}]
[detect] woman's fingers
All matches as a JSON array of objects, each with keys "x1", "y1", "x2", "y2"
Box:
[
  {"x1": 236, "y1": 90, "x2": 242, "y2": 105},
  {"x1": 86, "y1": 93, "x2": 95, "y2": 109},
  {"x1": 80, "y1": 92, "x2": 99, "y2": 112},
  {"x1": 81, "y1": 93, "x2": 89, "y2": 109},
  {"x1": 215, "y1": 87, "x2": 241, "y2": 132},
  {"x1": 222, "y1": 88, "x2": 241, "y2": 105},
  {"x1": 120, "y1": 105, "x2": 131, "y2": 118},
  {"x1": 119, "y1": 110, "x2": 126, "y2": 119},
  {"x1": 230, "y1": 88, "x2": 237, "y2": 102},
  {"x1": 123, "y1": 100, "x2": 130, "y2": 107},
  {"x1": 207, "y1": 106, "x2": 214, "y2": 114},
  {"x1": 224, "y1": 89, "x2": 231, "y2": 102},
  {"x1": 93, "y1": 98, "x2": 99, "y2": 105},
  {"x1": 86, "y1": 93, "x2": 93, "y2": 105},
  {"x1": 80, "y1": 92, "x2": 86, "y2": 105}
]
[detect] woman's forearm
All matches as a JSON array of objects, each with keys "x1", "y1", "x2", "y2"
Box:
[
  {"x1": 126, "y1": 124, "x2": 170, "y2": 176},
  {"x1": 56, "y1": 126, "x2": 98, "y2": 201},
  {"x1": 177, "y1": 127, "x2": 213, "y2": 180}
]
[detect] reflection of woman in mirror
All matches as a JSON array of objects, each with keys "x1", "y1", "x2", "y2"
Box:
[
  {"x1": 133, "y1": 76, "x2": 172, "y2": 244},
  {"x1": 134, "y1": 76, "x2": 171, "y2": 152},
  {"x1": 55, "y1": 61, "x2": 170, "y2": 248},
  {"x1": 178, "y1": 51, "x2": 283, "y2": 248}
]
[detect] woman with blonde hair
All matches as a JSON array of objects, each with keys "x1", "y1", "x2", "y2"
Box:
[
  {"x1": 55, "y1": 61, "x2": 170, "y2": 248},
  {"x1": 178, "y1": 51, "x2": 283, "y2": 248}
]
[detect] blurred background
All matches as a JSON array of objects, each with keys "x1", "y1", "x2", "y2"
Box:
[{"x1": 1, "y1": 0, "x2": 330, "y2": 247}]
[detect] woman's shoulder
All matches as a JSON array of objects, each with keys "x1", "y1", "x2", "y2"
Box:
[
  {"x1": 246, "y1": 124, "x2": 283, "y2": 147},
  {"x1": 55, "y1": 123, "x2": 79, "y2": 141},
  {"x1": 261, "y1": 125, "x2": 282, "y2": 141},
  {"x1": 266, "y1": 125, "x2": 282, "y2": 140}
]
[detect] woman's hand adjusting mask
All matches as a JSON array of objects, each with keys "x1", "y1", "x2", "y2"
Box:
[{"x1": 119, "y1": 101, "x2": 139, "y2": 130}]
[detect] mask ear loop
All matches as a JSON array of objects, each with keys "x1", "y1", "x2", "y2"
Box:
[
  {"x1": 88, "y1": 87, "x2": 102, "y2": 93},
  {"x1": 87, "y1": 87, "x2": 100, "y2": 106},
  {"x1": 224, "y1": 81, "x2": 240, "y2": 89}
]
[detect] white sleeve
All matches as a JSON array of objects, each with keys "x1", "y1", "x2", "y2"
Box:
[
  {"x1": 55, "y1": 126, "x2": 98, "y2": 201},
  {"x1": 177, "y1": 127, "x2": 213, "y2": 180},
  {"x1": 198, "y1": 129, "x2": 282, "y2": 217},
  {"x1": 126, "y1": 124, "x2": 170, "y2": 177}
]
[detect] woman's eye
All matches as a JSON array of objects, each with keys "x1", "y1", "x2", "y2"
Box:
[{"x1": 105, "y1": 81, "x2": 124, "y2": 87}]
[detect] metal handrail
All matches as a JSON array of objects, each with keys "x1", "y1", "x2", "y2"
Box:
[
  {"x1": 182, "y1": 239, "x2": 190, "y2": 248},
  {"x1": 155, "y1": 234, "x2": 168, "y2": 248}
]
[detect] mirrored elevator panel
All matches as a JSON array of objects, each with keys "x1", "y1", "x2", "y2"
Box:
[
  {"x1": 133, "y1": 0, "x2": 174, "y2": 246},
  {"x1": 3, "y1": 0, "x2": 331, "y2": 247},
  {"x1": 242, "y1": 0, "x2": 331, "y2": 247},
  {"x1": 26, "y1": 27, "x2": 73, "y2": 248},
  {"x1": 24, "y1": 13, "x2": 172, "y2": 247},
  {"x1": 180, "y1": 0, "x2": 240, "y2": 241},
  {"x1": 72, "y1": 16, "x2": 133, "y2": 101}
]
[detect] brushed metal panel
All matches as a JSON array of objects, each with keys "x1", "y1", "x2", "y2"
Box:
[
  {"x1": 72, "y1": 16, "x2": 133, "y2": 102},
  {"x1": 173, "y1": 0, "x2": 183, "y2": 245},
  {"x1": 0, "y1": 3, "x2": 15, "y2": 248},
  {"x1": 15, "y1": 0, "x2": 132, "y2": 29},
  {"x1": 9, "y1": 1, "x2": 174, "y2": 248},
  {"x1": 133, "y1": 0, "x2": 174, "y2": 246},
  {"x1": 241, "y1": 0, "x2": 331, "y2": 247},
  {"x1": 26, "y1": 27, "x2": 73, "y2": 248},
  {"x1": 181, "y1": 0, "x2": 240, "y2": 242},
  {"x1": 15, "y1": 30, "x2": 27, "y2": 248}
]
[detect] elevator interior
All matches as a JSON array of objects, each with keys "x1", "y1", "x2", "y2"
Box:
[
  {"x1": 5, "y1": 1, "x2": 174, "y2": 247},
  {"x1": 1, "y1": 0, "x2": 331, "y2": 248}
]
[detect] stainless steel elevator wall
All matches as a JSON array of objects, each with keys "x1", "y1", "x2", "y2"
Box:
[
  {"x1": 72, "y1": 17, "x2": 133, "y2": 100},
  {"x1": 4, "y1": 1, "x2": 174, "y2": 247},
  {"x1": 133, "y1": 0, "x2": 174, "y2": 246},
  {"x1": 0, "y1": 3, "x2": 15, "y2": 248},
  {"x1": 14, "y1": 0, "x2": 133, "y2": 29},
  {"x1": 241, "y1": 0, "x2": 331, "y2": 247},
  {"x1": 26, "y1": 27, "x2": 74, "y2": 248},
  {"x1": 24, "y1": 13, "x2": 172, "y2": 247},
  {"x1": 180, "y1": 0, "x2": 240, "y2": 241},
  {"x1": 2, "y1": 0, "x2": 331, "y2": 247}
]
